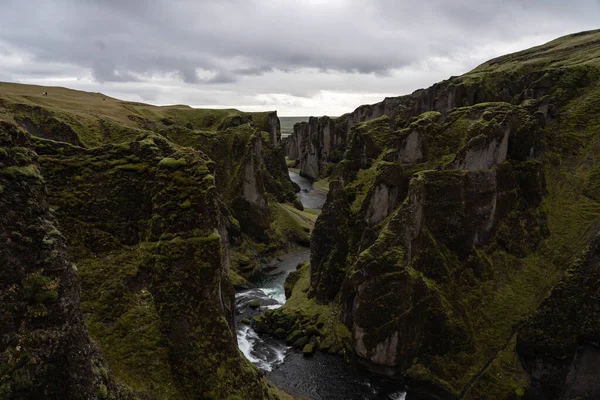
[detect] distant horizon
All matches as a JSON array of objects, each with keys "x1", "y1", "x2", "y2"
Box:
[{"x1": 1, "y1": 1, "x2": 598, "y2": 116}]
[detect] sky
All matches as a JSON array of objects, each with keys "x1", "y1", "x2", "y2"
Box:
[{"x1": 0, "y1": 1, "x2": 598, "y2": 116}]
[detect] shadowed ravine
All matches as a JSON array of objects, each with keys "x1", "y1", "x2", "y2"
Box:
[{"x1": 235, "y1": 171, "x2": 406, "y2": 400}]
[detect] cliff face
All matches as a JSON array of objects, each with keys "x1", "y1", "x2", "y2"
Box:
[
  {"x1": 0, "y1": 84, "x2": 302, "y2": 277},
  {"x1": 0, "y1": 85, "x2": 300, "y2": 398},
  {"x1": 32, "y1": 133, "x2": 274, "y2": 399},
  {"x1": 285, "y1": 116, "x2": 346, "y2": 179},
  {"x1": 0, "y1": 122, "x2": 124, "y2": 400},
  {"x1": 284, "y1": 31, "x2": 595, "y2": 181},
  {"x1": 304, "y1": 29, "x2": 600, "y2": 399},
  {"x1": 517, "y1": 234, "x2": 600, "y2": 399}
]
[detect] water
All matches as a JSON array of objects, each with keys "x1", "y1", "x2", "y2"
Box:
[
  {"x1": 235, "y1": 169, "x2": 406, "y2": 399},
  {"x1": 235, "y1": 249, "x2": 309, "y2": 372},
  {"x1": 289, "y1": 170, "x2": 327, "y2": 209}
]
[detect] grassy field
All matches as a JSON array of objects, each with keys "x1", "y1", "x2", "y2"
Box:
[{"x1": 0, "y1": 81, "x2": 277, "y2": 147}]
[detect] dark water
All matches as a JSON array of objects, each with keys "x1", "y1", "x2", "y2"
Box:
[
  {"x1": 235, "y1": 170, "x2": 405, "y2": 400},
  {"x1": 289, "y1": 170, "x2": 327, "y2": 209}
]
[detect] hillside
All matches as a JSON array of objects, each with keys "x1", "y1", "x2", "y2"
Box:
[
  {"x1": 280, "y1": 29, "x2": 600, "y2": 399},
  {"x1": 0, "y1": 82, "x2": 309, "y2": 399}
]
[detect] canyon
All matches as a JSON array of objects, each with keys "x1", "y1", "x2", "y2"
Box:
[{"x1": 1, "y1": 29, "x2": 600, "y2": 400}]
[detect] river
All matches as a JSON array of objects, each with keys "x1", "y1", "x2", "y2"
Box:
[{"x1": 235, "y1": 170, "x2": 406, "y2": 400}]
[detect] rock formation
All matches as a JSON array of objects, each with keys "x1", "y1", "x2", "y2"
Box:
[
  {"x1": 0, "y1": 87, "x2": 299, "y2": 399},
  {"x1": 281, "y1": 29, "x2": 600, "y2": 399},
  {"x1": 518, "y1": 234, "x2": 600, "y2": 399},
  {"x1": 0, "y1": 122, "x2": 125, "y2": 399}
]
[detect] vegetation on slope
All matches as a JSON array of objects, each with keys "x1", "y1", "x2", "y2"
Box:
[
  {"x1": 300, "y1": 29, "x2": 600, "y2": 399},
  {"x1": 0, "y1": 122, "x2": 126, "y2": 400},
  {"x1": 0, "y1": 81, "x2": 307, "y2": 399}
]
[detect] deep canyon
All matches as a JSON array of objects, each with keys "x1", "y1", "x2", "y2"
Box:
[{"x1": 1, "y1": 29, "x2": 600, "y2": 400}]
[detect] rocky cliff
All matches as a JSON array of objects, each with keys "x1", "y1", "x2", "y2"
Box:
[
  {"x1": 0, "y1": 84, "x2": 302, "y2": 399},
  {"x1": 0, "y1": 122, "x2": 126, "y2": 399},
  {"x1": 285, "y1": 30, "x2": 600, "y2": 182},
  {"x1": 285, "y1": 29, "x2": 600, "y2": 399},
  {"x1": 518, "y1": 234, "x2": 600, "y2": 399}
]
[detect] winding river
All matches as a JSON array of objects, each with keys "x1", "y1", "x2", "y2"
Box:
[{"x1": 235, "y1": 170, "x2": 406, "y2": 400}]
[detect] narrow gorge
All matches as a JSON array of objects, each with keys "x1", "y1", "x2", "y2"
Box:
[{"x1": 1, "y1": 29, "x2": 599, "y2": 400}]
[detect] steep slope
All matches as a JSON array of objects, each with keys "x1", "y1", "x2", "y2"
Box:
[
  {"x1": 0, "y1": 122, "x2": 126, "y2": 400},
  {"x1": 0, "y1": 83, "x2": 304, "y2": 280},
  {"x1": 517, "y1": 234, "x2": 600, "y2": 399},
  {"x1": 285, "y1": 29, "x2": 600, "y2": 180},
  {"x1": 32, "y1": 134, "x2": 275, "y2": 399},
  {"x1": 0, "y1": 84, "x2": 304, "y2": 398},
  {"x1": 281, "y1": 29, "x2": 600, "y2": 399}
]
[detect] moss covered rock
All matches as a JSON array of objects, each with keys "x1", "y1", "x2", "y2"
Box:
[
  {"x1": 299, "y1": 29, "x2": 600, "y2": 399},
  {"x1": 28, "y1": 132, "x2": 275, "y2": 399},
  {"x1": 0, "y1": 122, "x2": 125, "y2": 400},
  {"x1": 517, "y1": 234, "x2": 600, "y2": 399}
]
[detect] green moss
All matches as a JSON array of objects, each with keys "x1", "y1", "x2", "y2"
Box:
[
  {"x1": 96, "y1": 384, "x2": 108, "y2": 399},
  {"x1": 273, "y1": 263, "x2": 351, "y2": 352},
  {"x1": 179, "y1": 199, "x2": 192, "y2": 209},
  {"x1": 78, "y1": 246, "x2": 182, "y2": 398},
  {"x1": 21, "y1": 273, "x2": 59, "y2": 304},
  {"x1": 158, "y1": 157, "x2": 187, "y2": 169},
  {"x1": 0, "y1": 81, "x2": 308, "y2": 399},
  {"x1": 268, "y1": 202, "x2": 312, "y2": 246},
  {"x1": 347, "y1": 166, "x2": 377, "y2": 212},
  {"x1": 407, "y1": 363, "x2": 455, "y2": 394},
  {"x1": 248, "y1": 299, "x2": 261, "y2": 309},
  {"x1": 462, "y1": 337, "x2": 528, "y2": 399},
  {"x1": 139, "y1": 138, "x2": 158, "y2": 149},
  {"x1": 285, "y1": 157, "x2": 296, "y2": 168},
  {"x1": 1, "y1": 165, "x2": 43, "y2": 181},
  {"x1": 303, "y1": 343, "x2": 315, "y2": 355},
  {"x1": 313, "y1": 177, "x2": 330, "y2": 192},
  {"x1": 270, "y1": 386, "x2": 296, "y2": 400},
  {"x1": 112, "y1": 163, "x2": 148, "y2": 173},
  {"x1": 310, "y1": 77, "x2": 600, "y2": 396}
]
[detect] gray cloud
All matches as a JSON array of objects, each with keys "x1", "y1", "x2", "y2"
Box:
[
  {"x1": 2, "y1": 0, "x2": 598, "y2": 82},
  {"x1": 0, "y1": 0, "x2": 598, "y2": 114}
]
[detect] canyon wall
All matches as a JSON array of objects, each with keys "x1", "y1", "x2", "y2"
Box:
[
  {"x1": 0, "y1": 88, "x2": 299, "y2": 399},
  {"x1": 286, "y1": 29, "x2": 600, "y2": 399}
]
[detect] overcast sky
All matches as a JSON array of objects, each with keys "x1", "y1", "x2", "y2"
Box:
[{"x1": 0, "y1": 1, "x2": 598, "y2": 116}]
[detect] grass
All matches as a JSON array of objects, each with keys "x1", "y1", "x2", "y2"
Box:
[
  {"x1": 469, "y1": 29, "x2": 600, "y2": 75},
  {"x1": 308, "y1": 48, "x2": 600, "y2": 395},
  {"x1": 347, "y1": 166, "x2": 377, "y2": 212},
  {"x1": 280, "y1": 203, "x2": 320, "y2": 223},
  {"x1": 461, "y1": 337, "x2": 528, "y2": 400},
  {"x1": 313, "y1": 177, "x2": 330, "y2": 192},
  {"x1": 285, "y1": 157, "x2": 296, "y2": 168},
  {"x1": 1, "y1": 165, "x2": 43, "y2": 181},
  {"x1": 353, "y1": 115, "x2": 391, "y2": 151},
  {"x1": 270, "y1": 386, "x2": 298, "y2": 400},
  {"x1": 269, "y1": 203, "x2": 313, "y2": 245},
  {"x1": 0, "y1": 81, "x2": 277, "y2": 148},
  {"x1": 302, "y1": 208, "x2": 322, "y2": 217},
  {"x1": 78, "y1": 244, "x2": 182, "y2": 399},
  {"x1": 280, "y1": 264, "x2": 352, "y2": 349}
]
